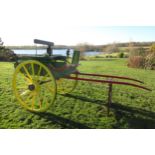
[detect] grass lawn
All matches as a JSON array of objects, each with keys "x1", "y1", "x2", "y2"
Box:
[{"x1": 0, "y1": 58, "x2": 155, "y2": 128}]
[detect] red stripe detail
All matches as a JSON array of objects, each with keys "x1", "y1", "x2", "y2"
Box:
[{"x1": 65, "y1": 76, "x2": 151, "y2": 91}]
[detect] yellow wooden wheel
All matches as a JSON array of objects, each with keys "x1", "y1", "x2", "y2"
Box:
[
  {"x1": 57, "y1": 73, "x2": 78, "y2": 94},
  {"x1": 12, "y1": 60, "x2": 57, "y2": 112}
]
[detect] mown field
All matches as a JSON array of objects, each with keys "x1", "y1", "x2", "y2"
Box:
[{"x1": 0, "y1": 59, "x2": 155, "y2": 128}]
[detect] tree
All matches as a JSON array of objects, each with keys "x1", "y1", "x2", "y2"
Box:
[
  {"x1": 145, "y1": 43, "x2": 155, "y2": 69},
  {"x1": 128, "y1": 41, "x2": 135, "y2": 55},
  {"x1": 0, "y1": 38, "x2": 17, "y2": 61},
  {"x1": 0, "y1": 38, "x2": 3, "y2": 46},
  {"x1": 150, "y1": 43, "x2": 155, "y2": 53},
  {"x1": 0, "y1": 38, "x2": 4, "y2": 50},
  {"x1": 104, "y1": 42, "x2": 119, "y2": 53},
  {"x1": 128, "y1": 42, "x2": 147, "y2": 69},
  {"x1": 75, "y1": 43, "x2": 95, "y2": 60}
]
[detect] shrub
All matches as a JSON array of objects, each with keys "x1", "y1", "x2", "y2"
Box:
[
  {"x1": 124, "y1": 53, "x2": 129, "y2": 58},
  {"x1": 143, "y1": 44, "x2": 155, "y2": 69},
  {"x1": 95, "y1": 55, "x2": 101, "y2": 58},
  {"x1": 118, "y1": 52, "x2": 124, "y2": 58},
  {"x1": 127, "y1": 47, "x2": 151, "y2": 69},
  {"x1": 127, "y1": 56, "x2": 145, "y2": 68},
  {"x1": 150, "y1": 43, "x2": 155, "y2": 53},
  {"x1": 0, "y1": 49, "x2": 17, "y2": 61},
  {"x1": 106, "y1": 55, "x2": 113, "y2": 58},
  {"x1": 0, "y1": 38, "x2": 17, "y2": 61},
  {"x1": 79, "y1": 56, "x2": 88, "y2": 61},
  {"x1": 144, "y1": 52, "x2": 155, "y2": 70},
  {"x1": 104, "y1": 42, "x2": 119, "y2": 53}
]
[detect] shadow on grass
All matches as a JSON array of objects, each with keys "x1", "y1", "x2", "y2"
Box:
[
  {"x1": 36, "y1": 112, "x2": 91, "y2": 129},
  {"x1": 63, "y1": 94, "x2": 155, "y2": 128},
  {"x1": 111, "y1": 103, "x2": 155, "y2": 129},
  {"x1": 62, "y1": 94, "x2": 104, "y2": 105}
]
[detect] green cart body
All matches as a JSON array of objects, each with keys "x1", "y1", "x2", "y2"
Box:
[{"x1": 12, "y1": 39, "x2": 80, "y2": 112}]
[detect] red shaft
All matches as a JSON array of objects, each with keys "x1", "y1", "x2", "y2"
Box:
[
  {"x1": 74, "y1": 72, "x2": 144, "y2": 84},
  {"x1": 65, "y1": 76, "x2": 151, "y2": 91}
]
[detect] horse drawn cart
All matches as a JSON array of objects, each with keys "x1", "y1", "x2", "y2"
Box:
[{"x1": 12, "y1": 39, "x2": 151, "y2": 114}]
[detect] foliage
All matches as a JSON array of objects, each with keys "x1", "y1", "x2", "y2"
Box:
[
  {"x1": 118, "y1": 52, "x2": 124, "y2": 58},
  {"x1": 0, "y1": 38, "x2": 17, "y2": 61},
  {"x1": 0, "y1": 59, "x2": 155, "y2": 128},
  {"x1": 104, "y1": 42, "x2": 119, "y2": 53},
  {"x1": 144, "y1": 44, "x2": 155, "y2": 69},
  {"x1": 0, "y1": 37, "x2": 5, "y2": 51},
  {"x1": 0, "y1": 37, "x2": 3, "y2": 46},
  {"x1": 127, "y1": 43, "x2": 155, "y2": 69},
  {"x1": 75, "y1": 43, "x2": 95, "y2": 52},
  {"x1": 129, "y1": 47, "x2": 147, "y2": 57},
  {"x1": 144, "y1": 53, "x2": 155, "y2": 70},
  {"x1": 150, "y1": 43, "x2": 155, "y2": 53},
  {"x1": 74, "y1": 43, "x2": 93, "y2": 60},
  {"x1": 128, "y1": 56, "x2": 145, "y2": 68}
]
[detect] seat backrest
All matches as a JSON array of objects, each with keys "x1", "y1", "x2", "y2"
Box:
[
  {"x1": 34, "y1": 39, "x2": 54, "y2": 46},
  {"x1": 71, "y1": 50, "x2": 80, "y2": 65}
]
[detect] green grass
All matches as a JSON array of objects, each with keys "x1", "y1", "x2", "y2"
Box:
[{"x1": 0, "y1": 59, "x2": 155, "y2": 128}]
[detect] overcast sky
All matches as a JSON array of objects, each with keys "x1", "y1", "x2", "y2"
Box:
[{"x1": 1, "y1": 0, "x2": 155, "y2": 45}]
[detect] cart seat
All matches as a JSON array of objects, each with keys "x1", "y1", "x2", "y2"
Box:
[
  {"x1": 48, "y1": 63, "x2": 79, "y2": 79},
  {"x1": 50, "y1": 55, "x2": 66, "y2": 61},
  {"x1": 54, "y1": 64, "x2": 78, "y2": 72}
]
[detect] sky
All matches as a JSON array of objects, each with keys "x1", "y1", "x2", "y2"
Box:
[{"x1": 1, "y1": 0, "x2": 155, "y2": 46}]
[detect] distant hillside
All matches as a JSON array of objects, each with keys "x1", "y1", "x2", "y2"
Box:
[
  {"x1": 7, "y1": 45, "x2": 70, "y2": 50},
  {"x1": 73, "y1": 41, "x2": 155, "y2": 53},
  {"x1": 6, "y1": 41, "x2": 155, "y2": 52}
]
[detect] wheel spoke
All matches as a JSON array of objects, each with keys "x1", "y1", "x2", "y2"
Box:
[
  {"x1": 44, "y1": 73, "x2": 49, "y2": 77},
  {"x1": 31, "y1": 93, "x2": 36, "y2": 109},
  {"x1": 40, "y1": 90, "x2": 49, "y2": 107},
  {"x1": 22, "y1": 65, "x2": 32, "y2": 80},
  {"x1": 31, "y1": 63, "x2": 35, "y2": 76},
  {"x1": 37, "y1": 75, "x2": 50, "y2": 84},
  {"x1": 37, "y1": 66, "x2": 42, "y2": 76},
  {"x1": 19, "y1": 72, "x2": 31, "y2": 83},
  {"x1": 38, "y1": 97, "x2": 43, "y2": 109},
  {"x1": 39, "y1": 91, "x2": 47, "y2": 107},
  {"x1": 46, "y1": 85, "x2": 55, "y2": 93},
  {"x1": 43, "y1": 96, "x2": 49, "y2": 107},
  {"x1": 25, "y1": 92, "x2": 34, "y2": 104},
  {"x1": 16, "y1": 82, "x2": 27, "y2": 88},
  {"x1": 41, "y1": 74, "x2": 49, "y2": 81},
  {"x1": 20, "y1": 90, "x2": 31, "y2": 97}
]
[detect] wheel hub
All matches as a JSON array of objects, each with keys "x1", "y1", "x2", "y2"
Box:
[{"x1": 28, "y1": 84, "x2": 35, "y2": 91}]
